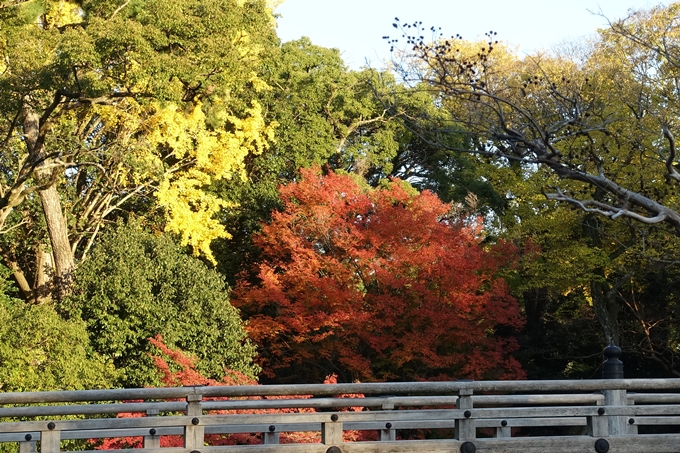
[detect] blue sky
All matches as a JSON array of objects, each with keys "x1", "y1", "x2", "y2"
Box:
[{"x1": 275, "y1": 0, "x2": 670, "y2": 69}]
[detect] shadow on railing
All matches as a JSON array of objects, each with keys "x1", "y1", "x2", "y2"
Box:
[{"x1": 2, "y1": 344, "x2": 680, "y2": 453}]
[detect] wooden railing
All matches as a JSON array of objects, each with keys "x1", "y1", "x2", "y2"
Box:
[{"x1": 2, "y1": 378, "x2": 680, "y2": 453}]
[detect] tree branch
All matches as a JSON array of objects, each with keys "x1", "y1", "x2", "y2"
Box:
[
  {"x1": 544, "y1": 187, "x2": 672, "y2": 228},
  {"x1": 109, "y1": 0, "x2": 131, "y2": 19},
  {"x1": 662, "y1": 126, "x2": 680, "y2": 182}
]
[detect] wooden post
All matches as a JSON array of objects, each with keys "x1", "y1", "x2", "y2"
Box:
[
  {"x1": 144, "y1": 408, "x2": 160, "y2": 449},
  {"x1": 184, "y1": 394, "x2": 204, "y2": 451},
  {"x1": 627, "y1": 395, "x2": 639, "y2": 435},
  {"x1": 322, "y1": 414, "x2": 343, "y2": 446},
  {"x1": 604, "y1": 389, "x2": 628, "y2": 435},
  {"x1": 19, "y1": 439, "x2": 37, "y2": 453},
  {"x1": 263, "y1": 432, "x2": 280, "y2": 444},
  {"x1": 587, "y1": 409, "x2": 609, "y2": 437},
  {"x1": 379, "y1": 398, "x2": 396, "y2": 441},
  {"x1": 379, "y1": 423, "x2": 396, "y2": 441},
  {"x1": 263, "y1": 425, "x2": 280, "y2": 444},
  {"x1": 602, "y1": 342, "x2": 627, "y2": 436},
  {"x1": 40, "y1": 426, "x2": 60, "y2": 453},
  {"x1": 495, "y1": 421, "x2": 511, "y2": 438},
  {"x1": 455, "y1": 388, "x2": 475, "y2": 441}
]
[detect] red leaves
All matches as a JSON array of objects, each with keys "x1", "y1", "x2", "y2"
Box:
[
  {"x1": 95, "y1": 337, "x2": 374, "y2": 449},
  {"x1": 234, "y1": 167, "x2": 525, "y2": 382}
]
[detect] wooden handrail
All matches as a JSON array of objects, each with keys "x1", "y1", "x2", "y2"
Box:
[
  {"x1": 2, "y1": 378, "x2": 680, "y2": 404},
  {"x1": 2, "y1": 379, "x2": 680, "y2": 452}
]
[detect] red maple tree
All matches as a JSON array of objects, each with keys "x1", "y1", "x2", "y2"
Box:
[{"x1": 233, "y1": 167, "x2": 525, "y2": 383}]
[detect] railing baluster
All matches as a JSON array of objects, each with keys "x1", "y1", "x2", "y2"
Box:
[
  {"x1": 322, "y1": 414, "x2": 343, "y2": 447},
  {"x1": 18, "y1": 438, "x2": 36, "y2": 453},
  {"x1": 263, "y1": 425, "x2": 279, "y2": 444},
  {"x1": 184, "y1": 394, "x2": 204, "y2": 451},
  {"x1": 40, "y1": 425, "x2": 60, "y2": 453},
  {"x1": 588, "y1": 407, "x2": 609, "y2": 437},
  {"x1": 604, "y1": 389, "x2": 627, "y2": 435},
  {"x1": 495, "y1": 420, "x2": 511, "y2": 438},
  {"x1": 143, "y1": 408, "x2": 160, "y2": 449},
  {"x1": 455, "y1": 388, "x2": 475, "y2": 441},
  {"x1": 379, "y1": 422, "x2": 396, "y2": 441},
  {"x1": 379, "y1": 397, "x2": 396, "y2": 441}
]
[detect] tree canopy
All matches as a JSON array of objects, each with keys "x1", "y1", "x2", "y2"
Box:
[
  {"x1": 370, "y1": 3, "x2": 680, "y2": 377},
  {"x1": 233, "y1": 168, "x2": 524, "y2": 383},
  {"x1": 62, "y1": 221, "x2": 259, "y2": 387},
  {"x1": 0, "y1": 0, "x2": 278, "y2": 299}
]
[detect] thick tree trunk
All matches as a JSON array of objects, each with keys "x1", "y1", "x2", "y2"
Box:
[
  {"x1": 38, "y1": 183, "x2": 74, "y2": 295},
  {"x1": 590, "y1": 277, "x2": 621, "y2": 344},
  {"x1": 22, "y1": 103, "x2": 75, "y2": 299}
]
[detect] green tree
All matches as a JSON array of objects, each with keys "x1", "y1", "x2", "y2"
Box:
[
  {"x1": 213, "y1": 38, "x2": 408, "y2": 281},
  {"x1": 384, "y1": 5, "x2": 680, "y2": 376},
  {"x1": 62, "y1": 221, "x2": 259, "y2": 387},
  {"x1": 0, "y1": 0, "x2": 278, "y2": 300},
  {"x1": 0, "y1": 264, "x2": 115, "y2": 391}
]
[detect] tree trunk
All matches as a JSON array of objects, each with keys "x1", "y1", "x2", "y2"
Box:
[
  {"x1": 7, "y1": 260, "x2": 32, "y2": 300},
  {"x1": 590, "y1": 277, "x2": 621, "y2": 344},
  {"x1": 38, "y1": 183, "x2": 74, "y2": 296},
  {"x1": 21, "y1": 103, "x2": 74, "y2": 299},
  {"x1": 583, "y1": 213, "x2": 621, "y2": 344}
]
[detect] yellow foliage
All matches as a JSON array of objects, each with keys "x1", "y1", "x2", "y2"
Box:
[
  {"x1": 56, "y1": 89, "x2": 276, "y2": 265},
  {"x1": 249, "y1": 71, "x2": 272, "y2": 92},
  {"x1": 44, "y1": 0, "x2": 83, "y2": 27},
  {"x1": 148, "y1": 101, "x2": 276, "y2": 263}
]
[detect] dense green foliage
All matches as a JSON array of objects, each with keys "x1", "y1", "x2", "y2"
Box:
[
  {"x1": 62, "y1": 222, "x2": 259, "y2": 387},
  {"x1": 0, "y1": 265, "x2": 115, "y2": 391}
]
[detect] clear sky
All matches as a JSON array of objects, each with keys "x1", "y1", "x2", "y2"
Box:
[{"x1": 275, "y1": 0, "x2": 671, "y2": 69}]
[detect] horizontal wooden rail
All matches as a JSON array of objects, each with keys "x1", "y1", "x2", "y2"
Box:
[
  {"x1": 2, "y1": 379, "x2": 680, "y2": 452},
  {"x1": 51, "y1": 435, "x2": 680, "y2": 453},
  {"x1": 0, "y1": 394, "x2": 612, "y2": 418},
  {"x1": 2, "y1": 379, "x2": 680, "y2": 405}
]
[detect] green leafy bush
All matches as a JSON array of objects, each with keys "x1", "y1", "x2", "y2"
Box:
[
  {"x1": 63, "y1": 222, "x2": 259, "y2": 387},
  {"x1": 0, "y1": 265, "x2": 115, "y2": 392}
]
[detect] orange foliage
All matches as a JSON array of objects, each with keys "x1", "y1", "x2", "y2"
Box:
[
  {"x1": 233, "y1": 167, "x2": 525, "y2": 383},
  {"x1": 94, "y1": 336, "x2": 374, "y2": 449}
]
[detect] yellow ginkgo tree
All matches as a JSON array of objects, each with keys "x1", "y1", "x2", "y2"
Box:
[
  {"x1": 0, "y1": 0, "x2": 279, "y2": 300},
  {"x1": 151, "y1": 100, "x2": 276, "y2": 263}
]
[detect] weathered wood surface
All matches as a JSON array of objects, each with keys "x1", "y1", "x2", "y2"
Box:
[
  {"x1": 628, "y1": 393, "x2": 680, "y2": 403},
  {"x1": 2, "y1": 379, "x2": 680, "y2": 452},
  {"x1": 2, "y1": 378, "x2": 680, "y2": 405},
  {"x1": 0, "y1": 394, "x2": 612, "y2": 418},
  {"x1": 55, "y1": 435, "x2": 680, "y2": 453}
]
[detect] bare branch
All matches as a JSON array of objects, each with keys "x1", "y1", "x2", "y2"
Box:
[
  {"x1": 0, "y1": 218, "x2": 28, "y2": 234},
  {"x1": 336, "y1": 110, "x2": 391, "y2": 153},
  {"x1": 544, "y1": 187, "x2": 671, "y2": 228},
  {"x1": 109, "y1": 0, "x2": 131, "y2": 20},
  {"x1": 662, "y1": 126, "x2": 680, "y2": 182}
]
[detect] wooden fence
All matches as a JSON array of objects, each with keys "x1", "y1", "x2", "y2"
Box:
[
  {"x1": 1, "y1": 378, "x2": 680, "y2": 453},
  {"x1": 0, "y1": 344, "x2": 676, "y2": 452}
]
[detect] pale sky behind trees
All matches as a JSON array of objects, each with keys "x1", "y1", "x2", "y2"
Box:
[{"x1": 275, "y1": 0, "x2": 672, "y2": 69}]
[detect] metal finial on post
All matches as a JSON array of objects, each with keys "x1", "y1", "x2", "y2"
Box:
[{"x1": 602, "y1": 342, "x2": 624, "y2": 380}]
